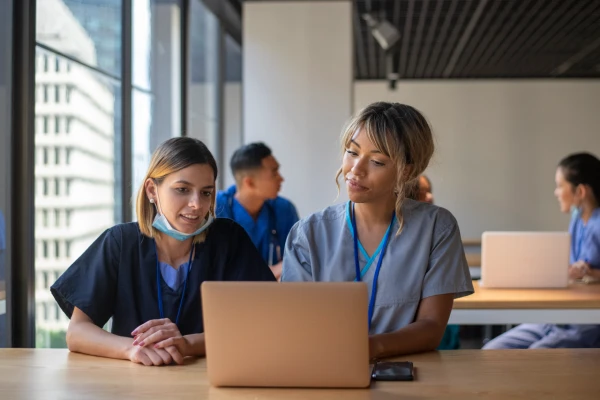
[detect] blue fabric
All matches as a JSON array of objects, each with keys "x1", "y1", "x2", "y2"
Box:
[
  {"x1": 569, "y1": 208, "x2": 600, "y2": 269},
  {"x1": 483, "y1": 324, "x2": 600, "y2": 349},
  {"x1": 158, "y1": 261, "x2": 190, "y2": 291},
  {"x1": 216, "y1": 185, "x2": 299, "y2": 264}
]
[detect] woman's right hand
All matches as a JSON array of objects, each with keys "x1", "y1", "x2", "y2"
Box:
[{"x1": 127, "y1": 343, "x2": 184, "y2": 366}]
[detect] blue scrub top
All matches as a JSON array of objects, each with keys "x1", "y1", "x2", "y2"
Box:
[
  {"x1": 216, "y1": 185, "x2": 299, "y2": 265},
  {"x1": 569, "y1": 208, "x2": 600, "y2": 269}
]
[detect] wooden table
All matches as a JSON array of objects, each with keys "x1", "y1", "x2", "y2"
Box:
[
  {"x1": 450, "y1": 281, "x2": 600, "y2": 324},
  {"x1": 1, "y1": 349, "x2": 598, "y2": 399}
]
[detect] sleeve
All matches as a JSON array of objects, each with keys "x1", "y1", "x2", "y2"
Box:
[
  {"x1": 50, "y1": 227, "x2": 120, "y2": 327},
  {"x1": 281, "y1": 221, "x2": 314, "y2": 282},
  {"x1": 215, "y1": 191, "x2": 233, "y2": 219},
  {"x1": 582, "y1": 228, "x2": 600, "y2": 270},
  {"x1": 279, "y1": 200, "x2": 300, "y2": 258},
  {"x1": 223, "y1": 221, "x2": 276, "y2": 281},
  {"x1": 422, "y1": 209, "x2": 474, "y2": 300}
]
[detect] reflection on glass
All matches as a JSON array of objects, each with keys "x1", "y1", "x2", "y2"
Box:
[
  {"x1": 223, "y1": 35, "x2": 242, "y2": 190},
  {"x1": 34, "y1": 1, "x2": 121, "y2": 348},
  {"x1": 188, "y1": 0, "x2": 219, "y2": 156},
  {"x1": 132, "y1": 89, "x2": 153, "y2": 217},
  {"x1": 131, "y1": 0, "x2": 182, "y2": 206},
  {"x1": 132, "y1": 0, "x2": 152, "y2": 90},
  {"x1": 36, "y1": 0, "x2": 122, "y2": 78}
]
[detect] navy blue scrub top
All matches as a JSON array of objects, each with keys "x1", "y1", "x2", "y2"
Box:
[{"x1": 51, "y1": 218, "x2": 276, "y2": 337}]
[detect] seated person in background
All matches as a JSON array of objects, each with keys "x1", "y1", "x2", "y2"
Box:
[
  {"x1": 51, "y1": 137, "x2": 275, "y2": 366},
  {"x1": 416, "y1": 175, "x2": 434, "y2": 204},
  {"x1": 410, "y1": 174, "x2": 460, "y2": 350},
  {"x1": 484, "y1": 152, "x2": 600, "y2": 349},
  {"x1": 282, "y1": 102, "x2": 474, "y2": 359},
  {"x1": 216, "y1": 143, "x2": 299, "y2": 280}
]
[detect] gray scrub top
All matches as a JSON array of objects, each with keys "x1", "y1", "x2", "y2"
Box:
[{"x1": 281, "y1": 199, "x2": 474, "y2": 335}]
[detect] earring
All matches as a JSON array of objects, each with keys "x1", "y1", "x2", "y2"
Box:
[{"x1": 149, "y1": 198, "x2": 155, "y2": 204}]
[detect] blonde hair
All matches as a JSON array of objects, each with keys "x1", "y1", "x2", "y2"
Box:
[
  {"x1": 335, "y1": 102, "x2": 434, "y2": 233},
  {"x1": 136, "y1": 137, "x2": 218, "y2": 244}
]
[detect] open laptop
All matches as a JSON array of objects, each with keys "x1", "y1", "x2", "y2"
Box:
[
  {"x1": 480, "y1": 232, "x2": 570, "y2": 288},
  {"x1": 201, "y1": 281, "x2": 371, "y2": 388}
]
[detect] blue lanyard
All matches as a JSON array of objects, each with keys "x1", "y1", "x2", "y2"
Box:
[
  {"x1": 154, "y1": 242, "x2": 194, "y2": 326},
  {"x1": 351, "y1": 202, "x2": 395, "y2": 330}
]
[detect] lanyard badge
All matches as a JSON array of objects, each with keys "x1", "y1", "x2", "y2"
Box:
[{"x1": 351, "y1": 202, "x2": 396, "y2": 330}]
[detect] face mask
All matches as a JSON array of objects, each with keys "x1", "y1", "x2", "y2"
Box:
[
  {"x1": 570, "y1": 205, "x2": 582, "y2": 218},
  {"x1": 150, "y1": 195, "x2": 214, "y2": 241}
]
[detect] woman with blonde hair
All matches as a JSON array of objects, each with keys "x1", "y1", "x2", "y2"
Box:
[
  {"x1": 52, "y1": 137, "x2": 275, "y2": 366},
  {"x1": 282, "y1": 102, "x2": 473, "y2": 359}
]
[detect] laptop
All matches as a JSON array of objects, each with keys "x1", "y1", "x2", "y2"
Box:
[
  {"x1": 480, "y1": 232, "x2": 570, "y2": 288},
  {"x1": 201, "y1": 281, "x2": 371, "y2": 388}
]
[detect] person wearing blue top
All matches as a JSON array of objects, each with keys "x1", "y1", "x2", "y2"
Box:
[
  {"x1": 484, "y1": 152, "x2": 600, "y2": 349},
  {"x1": 282, "y1": 102, "x2": 474, "y2": 359},
  {"x1": 51, "y1": 137, "x2": 275, "y2": 366},
  {"x1": 216, "y1": 143, "x2": 299, "y2": 280}
]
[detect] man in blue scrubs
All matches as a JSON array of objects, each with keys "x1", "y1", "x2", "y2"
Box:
[{"x1": 216, "y1": 143, "x2": 299, "y2": 280}]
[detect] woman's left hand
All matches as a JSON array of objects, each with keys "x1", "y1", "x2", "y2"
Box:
[
  {"x1": 569, "y1": 261, "x2": 591, "y2": 280},
  {"x1": 131, "y1": 318, "x2": 191, "y2": 356}
]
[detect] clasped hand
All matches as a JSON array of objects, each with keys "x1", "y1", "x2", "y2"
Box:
[{"x1": 127, "y1": 318, "x2": 191, "y2": 366}]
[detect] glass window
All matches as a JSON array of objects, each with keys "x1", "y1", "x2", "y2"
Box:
[
  {"x1": 35, "y1": 0, "x2": 123, "y2": 347},
  {"x1": 131, "y1": 0, "x2": 182, "y2": 208},
  {"x1": 188, "y1": 0, "x2": 220, "y2": 157},
  {"x1": 223, "y1": 34, "x2": 242, "y2": 189},
  {"x1": 0, "y1": 0, "x2": 12, "y2": 348},
  {"x1": 54, "y1": 85, "x2": 60, "y2": 102},
  {"x1": 37, "y1": 0, "x2": 122, "y2": 78}
]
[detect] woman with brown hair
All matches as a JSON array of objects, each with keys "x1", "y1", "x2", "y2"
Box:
[
  {"x1": 282, "y1": 102, "x2": 473, "y2": 359},
  {"x1": 51, "y1": 137, "x2": 275, "y2": 366}
]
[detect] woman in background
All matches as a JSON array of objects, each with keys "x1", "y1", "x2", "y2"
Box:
[{"x1": 484, "y1": 152, "x2": 600, "y2": 349}]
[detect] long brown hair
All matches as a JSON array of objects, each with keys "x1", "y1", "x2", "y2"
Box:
[
  {"x1": 336, "y1": 102, "x2": 434, "y2": 232},
  {"x1": 135, "y1": 137, "x2": 218, "y2": 243}
]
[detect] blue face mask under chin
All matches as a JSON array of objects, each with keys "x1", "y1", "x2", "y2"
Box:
[{"x1": 152, "y1": 212, "x2": 214, "y2": 241}]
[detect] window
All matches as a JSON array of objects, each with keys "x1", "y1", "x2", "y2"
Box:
[
  {"x1": 43, "y1": 147, "x2": 48, "y2": 165},
  {"x1": 35, "y1": 1, "x2": 124, "y2": 347},
  {"x1": 43, "y1": 210, "x2": 48, "y2": 227},
  {"x1": 43, "y1": 241, "x2": 48, "y2": 258},
  {"x1": 43, "y1": 54, "x2": 48, "y2": 72}
]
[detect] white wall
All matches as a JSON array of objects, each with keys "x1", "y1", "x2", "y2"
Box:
[
  {"x1": 355, "y1": 80, "x2": 600, "y2": 239},
  {"x1": 243, "y1": 1, "x2": 352, "y2": 217}
]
